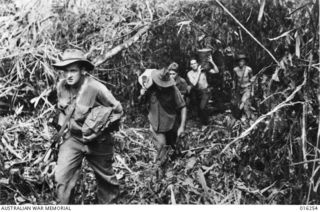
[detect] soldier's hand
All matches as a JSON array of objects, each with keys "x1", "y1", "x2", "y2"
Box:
[
  {"x1": 140, "y1": 88, "x2": 147, "y2": 96},
  {"x1": 177, "y1": 127, "x2": 185, "y2": 138},
  {"x1": 208, "y1": 55, "x2": 214, "y2": 63},
  {"x1": 109, "y1": 111, "x2": 123, "y2": 123},
  {"x1": 187, "y1": 85, "x2": 192, "y2": 93},
  {"x1": 83, "y1": 132, "x2": 100, "y2": 142}
]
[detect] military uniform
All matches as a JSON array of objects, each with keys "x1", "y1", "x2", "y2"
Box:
[{"x1": 55, "y1": 76, "x2": 121, "y2": 204}]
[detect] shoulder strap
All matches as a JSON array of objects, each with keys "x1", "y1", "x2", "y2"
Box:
[
  {"x1": 55, "y1": 105, "x2": 75, "y2": 138},
  {"x1": 56, "y1": 77, "x2": 89, "y2": 138}
]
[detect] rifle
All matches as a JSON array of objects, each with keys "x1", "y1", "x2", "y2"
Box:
[{"x1": 34, "y1": 105, "x2": 75, "y2": 165}]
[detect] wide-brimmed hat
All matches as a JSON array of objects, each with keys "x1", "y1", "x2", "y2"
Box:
[
  {"x1": 236, "y1": 54, "x2": 248, "y2": 62},
  {"x1": 52, "y1": 49, "x2": 94, "y2": 71},
  {"x1": 151, "y1": 68, "x2": 175, "y2": 88}
]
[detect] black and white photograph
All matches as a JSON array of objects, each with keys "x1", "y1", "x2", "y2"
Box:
[{"x1": 0, "y1": 0, "x2": 319, "y2": 209}]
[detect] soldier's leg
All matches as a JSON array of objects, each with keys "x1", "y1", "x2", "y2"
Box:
[
  {"x1": 150, "y1": 125, "x2": 167, "y2": 162},
  {"x1": 55, "y1": 136, "x2": 84, "y2": 204},
  {"x1": 86, "y1": 135, "x2": 119, "y2": 204},
  {"x1": 199, "y1": 89, "x2": 210, "y2": 125},
  {"x1": 165, "y1": 128, "x2": 177, "y2": 151},
  {"x1": 241, "y1": 88, "x2": 252, "y2": 118},
  {"x1": 150, "y1": 125, "x2": 166, "y2": 150},
  {"x1": 231, "y1": 88, "x2": 243, "y2": 119},
  {"x1": 165, "y1": 118, "x2": 180, "y2": 152},
  {"x1": 166, "y1": 127, "x2": 183, "y2": 160},
  {"x1": 189, "y1": 88, "x2": 199, "y2": 118}
]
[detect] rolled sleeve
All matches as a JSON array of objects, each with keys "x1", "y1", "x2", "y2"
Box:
[{"x1": 173, "y1": 86, "x2": 186, "y2": 110}]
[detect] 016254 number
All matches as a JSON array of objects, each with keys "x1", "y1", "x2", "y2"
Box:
[{"x1": 300, "y1": 205, "x2": 318, "y2": 211}]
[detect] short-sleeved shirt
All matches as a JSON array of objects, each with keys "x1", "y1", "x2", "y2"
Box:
[
  {"x1": 175, "y1": 76, "x2": 188, "y2": 96},
  {"x1": 57, "y1": 75, "x2": 120, "y2": 137},
  {"x1": 187, "y1": 67, "x2": 209, "y2": 90},
  {"x1": 148, "y1": 85, "x2": 185, "y2": 133}
]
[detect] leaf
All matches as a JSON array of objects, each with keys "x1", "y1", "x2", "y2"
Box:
[
  {"x1": 30, "y1": 88, "x2": 50, "y2": 108},
  {"x1": 168, "y1": 185, "x2": 176, "y2": 204},
  {"x1": 176, "y1": 20, "x2": 192, "y2": 26},
  {"x1": 1, "y1": 136, "x2": 22, "y2": 159},
  {"x1": 183, "y1": 177, "x2": 195, "y2": 187},
  {"x1": 198, "y1": 34, "x2": 205, "y2": 41},
  {"x1": 257, "y1": 0, "x2": 266, "y2": 23},
  {"x1": 14, "y1": 104, "x2": 24, "y2": 116},
  {"x1": 0, "y1": 178, "x2": 9, "y2": 184},
  {"x1": 260, "y1": 181, "x2": 276, "y2": 194},
  {"x1": 116, "y1": 170, "x2": 125, "y2": 180},
  {"x1": 197, "y1": 169, "x2": 209, "y2": 194},
  {"x1": 41, "y1": 122, "x2": 51, "y2": 140},
  {"x1": 176, "y1": 20, "x2": 192, "y2": 35},
  {"x1": 115, "y1": 154, "x2": 133, "y2": 173},
  {"x1": 14, "y1": 195, "x2": 26, "y2": 204},
  {"x1": 268, "y1": 29, "x2": 295, "y2": 41},
  {"x1": 185, "y1": 156, "x2": 197, "y2": 171},
  {"x1": 271, "y1": 66, "x2": 280, "y2": 82},
  {"x1": 313, "y1": 177, "x2": 320, "y2": 192}
]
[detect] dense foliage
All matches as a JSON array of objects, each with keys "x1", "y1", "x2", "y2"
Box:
[{"x1": 0, "y1": 0, "x2": 319, "y2": 204}]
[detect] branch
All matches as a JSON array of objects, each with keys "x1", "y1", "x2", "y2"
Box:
[
  {"x1": 115, "y1": 154, "x2": 133, "y2": 174},
  {"x1": 220, "y1": 70, "x2": 307, "y2": 154},
  {"x1": 2, "y1": 135, "x2": 22, "y2": 160},
  {"x1": 92, "y1": 24, "x2": 151, "y2": 67},
  {"x1": 145, "y1": 0, "x2": 153, "y2": 21},
  {"x1": 291, "y1": 159, "x2": 320, "y2": 166},
  {"x1": 215, "y1": 0, "x2": 280, "y2": 65},
  {"x1": 286, "y1": 2, "x2": 313, "y2": 17}
]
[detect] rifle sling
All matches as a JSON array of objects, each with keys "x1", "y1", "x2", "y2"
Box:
[
  {"x1": 54, "y1": 77, "x2": 90, "y2": 142},
  {"x1": 56, "y1": 105, "x2": 75, "y2": 139}
]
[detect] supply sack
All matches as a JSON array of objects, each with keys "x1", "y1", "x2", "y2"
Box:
[
  {"x1": 82, "y1": 105, "x2": 122, "y2": 143},
  {"x1": 138, "y1": 69, "x2": 155, "y2": 89}
]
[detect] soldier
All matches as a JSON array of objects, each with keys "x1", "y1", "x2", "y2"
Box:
[
  {"x1": 233, "y1": 54, "x2": 255, "y2": 119},
  {"x1": 187, "y1": 57, "x2": 219, "y2": 125},
  {"x1": 52, "y1": 49, "x2": 123, "y2": 204},
  {"x1": 168, "y1": 62, "x2": 189, "y2": 100},
  {"x1": 140, "y1": 68, "x2": 187, "y2": 164}
]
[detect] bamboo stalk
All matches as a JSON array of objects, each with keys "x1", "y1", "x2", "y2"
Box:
[
  {"x1": 215, "y1": 0, "x2": 280, "y2": 65},
  {"x1": 291, "y1": 159, "x2": 320, "y2": 166},
  {"x1": 307, "y1": 53, "x2": 317, "y2": 204},
  {"x1": 302, "y1": 103, "x2": 308, "y2": 170}
]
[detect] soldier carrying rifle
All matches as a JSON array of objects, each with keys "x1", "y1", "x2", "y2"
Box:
[{"x1": 52, "y1": 49, "x2": 123, "y2": 204}]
